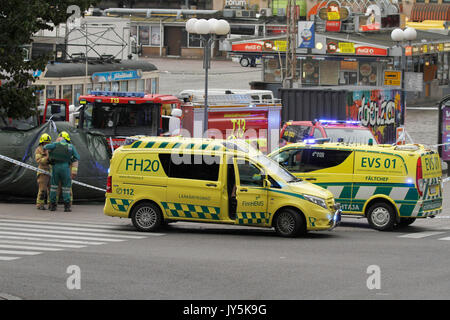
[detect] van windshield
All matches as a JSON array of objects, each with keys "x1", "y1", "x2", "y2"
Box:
[
  {"x1": 254, "y1": 154, "x2": 300, "y2": 183},
  {"x1": 324, "y1": 128, "x2": 377, "y2": 144}
]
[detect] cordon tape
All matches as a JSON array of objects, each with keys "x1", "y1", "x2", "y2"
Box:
[{"x1": 0, "y1": 153, "x2": 106, "y2": 193}]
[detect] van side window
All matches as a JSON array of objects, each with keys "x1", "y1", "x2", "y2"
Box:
[
  {"x1": 273, "y1": 149, "x2": 303, "y2": 173},
  {"x1": 300, "y1": 149, "x2": 352, "y2": 172},
  {"x1": 158, "y1": 153, "x2": 220, "y2": 181},
  {"x1": 237, "y1": 161, "x2": 264, "y2": 187}
]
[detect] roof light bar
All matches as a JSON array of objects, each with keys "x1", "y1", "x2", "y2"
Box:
[
  {"x1": 90, "y1": 91, "x2": 146, "y2": 98},
  {"x1": 318, "y1": 119, "x2": 361, "y2": 125}
]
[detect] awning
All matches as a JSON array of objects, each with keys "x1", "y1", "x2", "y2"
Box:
[{"x1": 410, "y1": 3, "x2": 450, "y2": 22}]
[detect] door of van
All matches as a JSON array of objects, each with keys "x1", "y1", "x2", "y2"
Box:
[
  {"x1": 233, "y1": 157, "x2": 269, "y2": 226},
  {"x1": 163, "y1": 153, "x2": 223, "y2": 222},
  {"x1": 273, "y1": 147, "x2": 355, "y2": 213}
]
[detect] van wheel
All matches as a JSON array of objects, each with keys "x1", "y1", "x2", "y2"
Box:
[
  {"x1": 131, "y1": 202, "x2": 163, "y2": 232},
  {"x1": 397, "y1": 217, "x2": 416, "y2": 228},
  {"x1": 240, "y1": 57, "x2": 250, "y2": 67},
  {"x1": 367, "y1": 202, "x2": 396, "y2": 231},
  {"x1": 274, "y1": 208, "x2": 306, "y2": 237}
]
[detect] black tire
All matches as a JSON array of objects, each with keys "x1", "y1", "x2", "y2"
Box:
[
  {"x1": 240, "y1": 57, "x2": 250, "y2": 67},
  {"x1": 274, "y1": 208, "x2": 306, "y2": 237},
  {"x1": 366, "y1": 202, "x2": 397, "y2": 231},
  {"x1": 131, "y1": 202, "x2": 163, "y2": 232},
  {"x1": 397, "y1": 217, "x2": 416, "y2": 228}
]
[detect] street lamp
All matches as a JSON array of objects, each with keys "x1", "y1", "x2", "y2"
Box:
[
  {"x1": 391, "y1": 27, "x2": 417, "y2": 143},
  {"x1": 186, "y1": 18, "x2": 230, "y2": 133}
]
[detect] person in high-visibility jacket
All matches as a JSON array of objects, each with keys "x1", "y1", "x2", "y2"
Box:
[
  {"x1": 44, "y1": 131, "x2": 80, "y2": 212},
  {"x1": 34, "y1": 133, "x2": 52, "y2": 210},
  {"x1": 55, "y1": 131, "x2": 79, "y2": 206}
]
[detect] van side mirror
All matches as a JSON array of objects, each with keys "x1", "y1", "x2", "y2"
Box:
[{"x1": 264, "y1": 179, "x2": 271, "y2": 188}]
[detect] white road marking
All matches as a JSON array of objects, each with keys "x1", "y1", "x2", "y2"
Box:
[
  {"x1": 0, "y1": 222, "x2": 150, "y2": 236},
  {"x1": 0, "y1": 231, "x2": 126, "y2": 242},
  {"x1": 0, "y1": 227, "x2": 145, "y2": 239},
  {"x1": 0, "y1": 250, "x2": 41, "y2": 255},
  {"x1": 0, "y1": 219, "x2": 129, "y2": 230},
  {"x1": 0, "y1": 235, "x2": 104, "y2": 245},
  {"x1": 0, "y1": 219, "x2": 162, "y2": 262},
  {"x1": 0, "y1": 244, "x2": 63, "y2": 251},
  {"x1": 437, "y1": 237, "x2": 450, "y2": 241},
  {"x1": 398, "y1": 231, "x2": 447, "y2": 239},
  {"x1": 0, "y1": 257, "x2": 20, "y2": 261},
  {"x1": 0, "y1": 240, "x2": 85, "y2": 249}
]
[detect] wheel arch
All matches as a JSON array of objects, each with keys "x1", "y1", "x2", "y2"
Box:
[
  {"x1": 363, "y1": 195, "x2": 399, "y2": 218},
  {"x1": 128, "y1": 198, "x2": 165, "y2": 219},
  {"x1": 271, "y1": 205, "x2": 306, "y2": 227}
]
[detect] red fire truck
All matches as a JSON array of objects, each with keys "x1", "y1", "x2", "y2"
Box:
[
  {"x1": 77, "y1": 91, "x2": 182, "y2": 149},
  {"x1": 179, "y1": 89, "x2": 282, "y2": 154}
]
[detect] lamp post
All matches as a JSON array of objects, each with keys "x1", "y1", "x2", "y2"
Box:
[
  {"x1": 391, "y1": 27, "x2": 417, "y2": 133},
  {"x1": 186, "y1": 18, "x2": 230, "y2": 133}
]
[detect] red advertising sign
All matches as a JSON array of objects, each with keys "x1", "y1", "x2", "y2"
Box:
[
  {"x1": 231, "y1": 42, "x2": 263, "y2": 52},
  {"x1": 325, "y1": 21, "x2": 341, "y2": 32},
  {"x1": 355, "y1": 46, "x2": 387, "y2": 56}
]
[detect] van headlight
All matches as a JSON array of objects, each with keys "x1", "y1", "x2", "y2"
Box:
[{"x1": 303, "y1": 194, "x2": 328, "y2": 209}]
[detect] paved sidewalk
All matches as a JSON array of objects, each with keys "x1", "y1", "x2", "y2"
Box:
[{"x1": 0, "y1": 202, "x2": 131, "y2": 226}]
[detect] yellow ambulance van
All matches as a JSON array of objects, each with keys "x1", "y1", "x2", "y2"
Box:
[
  {"x1": 269, "y1": 142, "x2": 443, "y2": 231},
  {"x1": 104, "y1": 137, "x2": 341, "y2": 237}
]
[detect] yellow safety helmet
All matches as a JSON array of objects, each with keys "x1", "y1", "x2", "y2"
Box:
[
  {"x1": 39, "y1": 133, "x2": 52, "y2": 144},
  {"x1": 59, "y1": 131, "x2": 71, "y2": 142}
]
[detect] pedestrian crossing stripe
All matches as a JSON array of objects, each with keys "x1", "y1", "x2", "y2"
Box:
[
  {"x1": 161, "y1": 202, "x2": 220, "y2": 220},
  {"x1": 0, "y1": 218, "x2": 162, "y2": 262},
  {"x1": 236, "y1": 212, "x2": 270, "y2": 225},
  {"x1": 110, "y1": 198, "x2": 134, "y2": 212}
]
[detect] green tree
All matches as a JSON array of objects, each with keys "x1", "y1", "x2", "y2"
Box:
[{"x1": 0, "y1": 0, "x2": 98, "y2": 120}]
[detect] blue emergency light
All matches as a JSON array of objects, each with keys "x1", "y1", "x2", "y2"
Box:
[
  {"x1": 318, "y1": 119, "x2": 361, "y2": 125},
  {"x1": 90, "y1": 91, "x2": 146, "y2": 98}
]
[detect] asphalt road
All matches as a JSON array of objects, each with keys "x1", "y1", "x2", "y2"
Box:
[{"x1": 0, "y1": 182, "x2": 449, "y2": 300}]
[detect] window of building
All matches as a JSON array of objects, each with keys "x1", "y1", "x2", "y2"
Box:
[
  {"x1": 359, "y1": 62, "x2": 378, "y2": 86},
  {"x1": 319, "y1": 60, "x2": 339, "y2": 85},
  {"x1": 61, "y1": 85, "x2": 72, "y2": 103},
  {"x1": 120, "y1": 81, "x2": 128, "y2": 92},
  {"x1": 73, "y1": 84, "x2": 83, "y2": 103},
  {"x1": 301, "y1": 59, "x2": 320, "y2": 86},
  {"x1": 188, "y1": 33, "x2": 203, "y2": 48},
  {"x1": 339, "y1": 60, "x2": 358, "y2": 85},
  {"x1": 46, "y1": 85, "x2": 56, "y2": 99},
  {"x1": 139, "y1": 26, "x2": 150, "y2": 46},
  {"x1": 151, "y1": 26, "x2": 161, "y2": 46},
  {"x1": 137, "y1": 79, "x2": 145, "y2": 92}
]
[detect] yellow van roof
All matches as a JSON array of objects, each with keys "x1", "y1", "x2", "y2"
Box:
[
  {"x1": 285, "y1": 142, "x2": 433, "y2": 154},
  {"x1": 123, "y1": 136, "x2": 258, "y2": 154}
]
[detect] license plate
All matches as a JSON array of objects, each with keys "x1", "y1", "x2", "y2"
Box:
[{"x1": 429, "y1": 185, "x2": 437, "y2": 195}]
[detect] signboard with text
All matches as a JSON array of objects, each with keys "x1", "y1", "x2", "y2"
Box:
[{"x1": 384, "y1": 71, "x2": 401, "y2": 86}]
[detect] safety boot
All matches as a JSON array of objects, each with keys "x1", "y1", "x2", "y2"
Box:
[
  {"x1": 64, "y1": 202, "x2": 71, "y2": 213},
  {"x1": 37, "y1": 204, "x2": 46, "y2": 210},
  {"x1": 49, "y1": 203, "x2": 57, "y2": 211}
]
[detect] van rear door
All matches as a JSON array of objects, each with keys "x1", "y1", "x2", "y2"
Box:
[{"x1": 418, "y1": 151, "x2": 442, "y2": 209}]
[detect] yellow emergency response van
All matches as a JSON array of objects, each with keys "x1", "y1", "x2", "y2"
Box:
[
  {"x1": 269, "y1": 142, "x2": 443, "y2": 231},
  {"x1": 104, "y1": 137, "x2": 341, "y2": 237}
]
